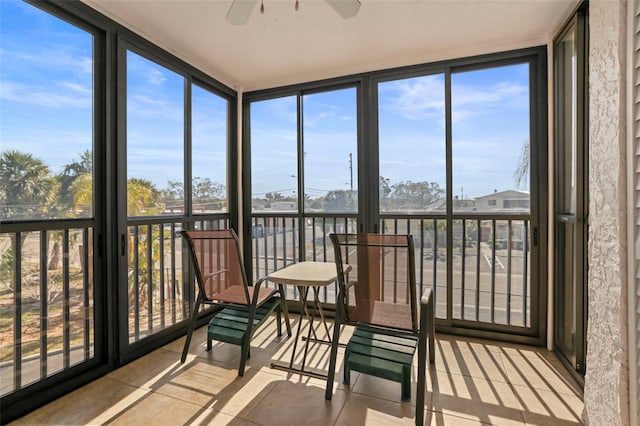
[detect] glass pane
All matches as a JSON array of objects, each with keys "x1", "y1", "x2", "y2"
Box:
[
  {"x1": 452, "y1": 64, "x2": 530, "y2": 213},
  {"x1": 303, "y1": 88, "x2": 358, "y2": 212},
  {"x1": 191, "y1": 85, "x2": 228, "y2": 213},
  {"x1": 127, "y1": 51, "x2": 184, "y2": 217},
  {"x1": 0, "y1": 2, "x2": 94, "y2": 220},
  {"x1": 557, "y1": 29, "x2": 577, "y2": 214},
  {"x1": 302, "y1": 88, "x2": 358, "y2": 212},
  {"x1": 378, "y1": 74, "x2": 446, "y2": 213},
  {"x1": 251, "y1": 96, "x2": 298, "y2": 212},
  {"x1": 554, "y1": 23, "x2": 580, "y2": 365}
]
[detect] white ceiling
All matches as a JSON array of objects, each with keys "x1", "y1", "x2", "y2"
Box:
[{"x1": 81, "y1": 0, "x2": 577, "y2": 92}]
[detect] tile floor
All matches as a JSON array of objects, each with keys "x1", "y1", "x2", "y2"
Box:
[{"x1": 11, "y1": 317, "x2": 584, "y2": 425}]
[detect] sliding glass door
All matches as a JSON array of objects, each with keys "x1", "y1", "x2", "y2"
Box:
[
  {"x1": 554, "y1": 5, "x2": 588, "y2": 380},
  {"x1": 246, "y1": 47, "x2": 547, "y2": 341},
  {"x1": 374, "y1": 58, "x2": 544, "y2": 337},
  {"x1": 0, "y1": 0, "x2": 105, "y2": 408},
  {"x1": 247, "y1": 86, "x2": 359, "y2": 300}
]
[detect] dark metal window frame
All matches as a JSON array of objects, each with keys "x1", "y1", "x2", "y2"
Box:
[
  {"x1": 243, "y1": 46, "x2": 548, "y2": 346},
  {"x1": 1, "y1": 1, "x2": 237, "y2": 423},
  {"x1": 553, "y1": 1, "x2": 589, "y2": 386},
  {"x1": 116, "y1": 39, "x2": 237, "y2": 362}
]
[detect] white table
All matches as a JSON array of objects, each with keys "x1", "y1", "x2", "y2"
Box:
[{"x1": 267, "y1": 261, "x2": 347, "y2": 379}]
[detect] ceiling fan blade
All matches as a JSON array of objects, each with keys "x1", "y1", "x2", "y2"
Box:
[
  {"x1": 226, "y1": 0, "x2": 258, "y2": 25},
  {"x1": 326, "y1": 0, "x2": 361, "y2": 19}
]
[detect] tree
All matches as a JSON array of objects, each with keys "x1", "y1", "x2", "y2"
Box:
[
  {"x1": 161, "y1": 177, "x2": 226, "y2": 211},
  {"x1": 0, "y1": 150, "x2": 58, "y2": 220},
  {"x1": 193, "y1": 177, "x2": 225, "y2": 210},
  {"x1": 161, "y1": 179, "x2": 183, "y2": 201},
  {"x1": 126, "y1": 178, "x2": 165, "y2": 311},
  {"x1": 388, "y1": 180, "x2": 444, "y2": 210},
  {"x1": 57, "y1": 150, "x2": 92, "y2": 214},
  {"x1": 70, "y1": 173, "x2": 93, "y2": 211},
  {"x1": 379, "y1": 176, "x2": 392, "y2": 199},
  {"x1": 128, "y1": 178, "x2": 163, "y2": 216},
  {"x1": 265, "y1": 192, "x2": 284, "y2": 201},
  {"x1": 513, "y1": 139, "x2": 529, "y2": 189},
  {"x1": 322, "y1": 190, "x2": 356, "y2": 212}
]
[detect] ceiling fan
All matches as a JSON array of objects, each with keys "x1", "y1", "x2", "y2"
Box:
[{"x1": 226, "y1": 0, "x2": 361, "y2": 25}]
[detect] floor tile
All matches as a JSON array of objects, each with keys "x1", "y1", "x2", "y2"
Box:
[
  {"x1": 335, "y1": 393, "x2": 423, "y2": 425},
  {"x1": 434, "y1": 339, "x2": 510, "y2": 384},
  {"x1": 10, "y1": 326, "x2": 586, "y2": 426},
  {"x1": 242, "y1": 380, "x2": 348, "y2": 426},
  {"x1": 511, "y1": 383, "x2": 584, "y2": 425},
  {"x1": 12, "y1": 377, "x2": 149, "y2": 425},
  {"x1": 500, "y1": 351, "x2": 582, "y2": 396},
  {"x1": 430, "y1": 370, "x2": 526, "y2": 426}
]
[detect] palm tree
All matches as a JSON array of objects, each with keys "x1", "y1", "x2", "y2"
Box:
[
  {"x1": 127, "y1": 178, "x2": 163, "y2": 216},
  {"x1": 57, "y1": 150, "x2": 92, "y2": 217},
  {"x1": 0, "y1": 150, "x2": 58, "y2": 220},
  {"x1": 0, "y1": 150, "x2": 59, "y2": 290},
  {"x1": 125, "y1": 178, "x2": 165, "y2": 318}
]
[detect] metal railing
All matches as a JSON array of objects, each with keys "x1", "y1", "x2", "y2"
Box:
[
  {"x1": 0, "y1": 219, "x2": 95, "y2": 397},
  {"x1": 125, "y1": 215, "x2": 229, "y2": 343},
  {"x1": 251, "y1": 212, "x2": 530, "y2": 329},
  {"x1": 381, "y1": 214, "x2": 531, "y2": 328}
]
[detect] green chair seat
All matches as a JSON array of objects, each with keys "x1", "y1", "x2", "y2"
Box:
[
  {"x1": 207, "y1": 297, "x2": 283, "y2": 352},
  {"x1": 344, "y1": 327, "x2": 418, "y2": 401}
]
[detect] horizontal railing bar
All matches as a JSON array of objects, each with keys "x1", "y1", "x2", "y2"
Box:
[
  {"x1": 126, "y1": 215, "x2": 226, "y2": 226},
  {"x1": 0, "y1": 218, "x2": 94, "y2": 232},
  {"x1": 380, "y1": 212, "x2": 530, "y2": 221},
  {"x1": 252, "y1": 212, "x2": 358, "y2": 219}
]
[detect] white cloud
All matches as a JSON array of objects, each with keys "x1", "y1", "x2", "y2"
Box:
[
  {"x1": 380, "y1": 75, "x2": 528, "y2": 125},
  {"x1": 381, "y1": 75, "x2": 445, "y2": 121},
  {"x1": 127, "y1": 93, "x2": 183, "y2": 122},
  {"x1": 0, "y1": 47, "x2": 92, "y2": 75},
  {"x1": 0, "y1": 80, "x2": 91, "y2": 108},
  {"x1": 453, "y1": 81, "x2": 527, "y2": 107}
]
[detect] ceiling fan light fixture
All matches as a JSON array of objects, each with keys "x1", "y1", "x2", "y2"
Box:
[
  {"x1": 226, "y1": 0, "x2": 258, "y2": 25},
  {"x1": 326, "y1": 0, "x2": 361, "y2": 19},
  {"x1": 226, "y1": 0, "x2": 361, "y2": 25}
]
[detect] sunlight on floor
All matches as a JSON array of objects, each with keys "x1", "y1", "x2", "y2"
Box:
[{"x1": 11, "y1": 317, "x2": 583, "y2": 425}]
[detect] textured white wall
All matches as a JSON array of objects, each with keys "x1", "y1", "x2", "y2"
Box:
[{"x1": 584, "y1": 0, "x2": 630, "y2": 424}]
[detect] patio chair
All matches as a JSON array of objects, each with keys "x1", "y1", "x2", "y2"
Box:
[
  {"x1": 325, "y1": 233, "x2": 435, "y2": 426},
  {"x1": 180, "y1": 229, "x2": 291, "y2": 376}
]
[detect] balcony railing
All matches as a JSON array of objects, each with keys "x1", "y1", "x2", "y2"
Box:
[
  {"x1": 251, "y1": 212, "x2": 530, "y2": 329},
  {"x1": 126, "y1": 215, "x2": 229, "y2": 343},
  {"x1": 0, "y1": 220, "x2": 95, "y2": 397}
]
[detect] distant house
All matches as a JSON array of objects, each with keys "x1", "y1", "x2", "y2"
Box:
[
  {"x1": 474, "y1": 189, "x2": 530, "y2": 212},
  {"x1": 472, "y1": 190, "x2": 530, "y2": 250}
]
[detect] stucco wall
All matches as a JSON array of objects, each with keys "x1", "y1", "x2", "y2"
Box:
[{"x1": 584, "y1": 0, "x2": 629, "y2": 424}]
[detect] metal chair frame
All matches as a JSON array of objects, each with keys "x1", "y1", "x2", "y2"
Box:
[
  {"x1": 180, "y1": 229, "x2": 291, "y2": 376},
  {"x1": 325, "y1": 233, "x2": 435, "y2": 426}
]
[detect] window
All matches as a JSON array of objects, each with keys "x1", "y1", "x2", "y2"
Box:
[
  {"x1": 191, "y1": 85, "x2": 229, "y2": 213},
  {"x1": 303, "y1": 88, "x2": 358, "y2": 212},
  {"x1": 250, "y1": 96, "x2": 298, "y2": 211},
  {"x1": 452, "y1": 64, "x2": 531, "y2": 213},
  {"x1": 0, "y1": 0, "x2": 97, "y2": 398},
  {"x1": 1, "y1": 3, "x2": 94, "y2": 221},
  {"x1": 378, "y1": 75, "x2": 446, "y2": 213},
  {"x1": 126, "y1": 51, "x2": 184, "y2": 217}
]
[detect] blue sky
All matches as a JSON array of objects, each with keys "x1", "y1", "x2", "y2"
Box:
[
  {"x1": 1, "y1": 1, "x2": 530, "y2": 203},
  {"x1": 251, "y1": 65, "x2": 530, "y2": 200},
  {"x1": 1, "y1": 1, "x2": 93, "y2": 177}
]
